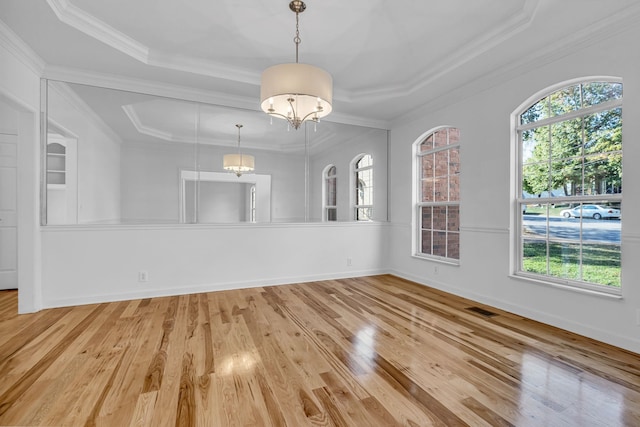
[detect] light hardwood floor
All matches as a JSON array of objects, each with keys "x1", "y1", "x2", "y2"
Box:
[{"x1": 1, "y1": 275, "x2": 639, "y2": 426}]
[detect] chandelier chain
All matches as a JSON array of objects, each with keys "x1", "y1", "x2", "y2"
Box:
[
  {"x1": 236, "y1": 124, "x2": 242, "y2": 153},
  {"x1": 294, "y1": 11, "x2": 301, "y2": 63}
]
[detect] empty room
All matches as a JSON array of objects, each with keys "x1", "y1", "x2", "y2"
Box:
[{"x1": 1, "y1": 1, "x2": 639, "y2": 426}]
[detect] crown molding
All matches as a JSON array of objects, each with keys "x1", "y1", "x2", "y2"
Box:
[
  {"x1": 43, "y1": 65, "x2": 258, "y2": 111},
  {"x1": 0, "y1": 19, "x2": 46, "y2": 75},
  {"x1": 43, "y1": 66, "x2": 389, "y2": 129},
  {"x1": 347, "y1": 0, "x2": 541, "y2": 103},
  {"x1": 47, "y1": 80, "x2": 123, "y2": 145},
  {"x1": 390, "y1": 2, "x2": 640, "y2": 128},
  {"x1": 42, "y1": 0, "x2": 640, "y2": 118},
  {"x1": 45, "y1": 0, "x2": 258, "y2": 84},
  {"x1": 121, "y1": 102, "x2": 338, "y2": 154},
  {"x1": 147, "y1": 51, "x2": 259, "y2": 86},
  {"x1": 45, "y1": 0, "x2": 539, "y2": 106},
  {"x1": 46, "y1": 0, "x2": 148, "y2": 63}
]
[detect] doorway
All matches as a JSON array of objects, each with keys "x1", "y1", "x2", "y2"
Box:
[{"x1": 0, "y1": 100, "x2": 18, "y2": 290}]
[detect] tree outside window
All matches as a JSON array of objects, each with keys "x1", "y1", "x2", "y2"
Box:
[{"x1": 516, "y1": 80, "x2": 622, "y2": 292}]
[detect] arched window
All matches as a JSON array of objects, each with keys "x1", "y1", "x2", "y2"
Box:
[
  {"x1": 353, "y1": 154, "x2": 373, "y2": 221},
  {"x1": 323, "y1": 165, "x2": 337, "y2": 221},
  {"x1": 415, "y1": 127, "x2": 460, "y2": 261},
  {"x1": 249, "y1": 185, "x2": 256, "y2": 223},
  {"x1": 514, "y1": 79, "x2": 622, "y2": 293}
]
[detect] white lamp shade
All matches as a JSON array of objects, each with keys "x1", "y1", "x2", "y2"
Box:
[
  {"x1": 260, "y1": 63, "x2": 333, "y2": 121},
  {"x1": 223, "y1": 153, "x2": 255, "y2": 173}
]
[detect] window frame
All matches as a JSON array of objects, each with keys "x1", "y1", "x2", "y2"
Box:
[
  {"x1": 249, "y1": 184, "x2": 256, "y2": 223},
  {"x1": 352, "y1": 154, "x2": 373, "y2": 221},
  {"x1": 511, "y1": 77, "x2": 623, "y2": 296},
  {"x1": 413, "y1": 126, "x2": 461, "y2": 263},
  {"x1": 322, "y1": 164, "x2": 337, "y2": 221}
]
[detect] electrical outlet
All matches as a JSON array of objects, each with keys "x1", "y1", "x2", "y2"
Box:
[
  {"x1": 434, "y1": 265, "x2": 439, "y2": 275},
  {"x1": 347, "y1": 258, "x2": 352, "y2": 267},
  {"x1": 138, "y1": 271, "x2": 149, "y2": 282}
]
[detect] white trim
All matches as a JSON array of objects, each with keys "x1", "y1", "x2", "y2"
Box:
[
  {"x1": 412, "y1": 126, "x2": 461, "y2": 261},
  {"x1": 351, "y1": 153, "x2": 374, "y2": 221},
  {"x1": 178, "y1": 170, "x2": 272, "y2": 224},
  {"x1": 47, "y1": 80, "x2": 123, "y2": 145},
  {"x1": 42, "y1": 67, "x2": 392, "y2": 130},
  {"x1": 345, "y1": 0, "x2": 541, "y2": 103},
  {"x1": 321, "y1": 164, "x2": 337, "y2": 222},
  {"x1": 623, "y1": 233, "x2": 640, "y2": 244},
  {"x1": 388, "y1": 270, "x2": 639, "y2": 354},
  {"x1": 46, "y1": 0, "x2": 149, "y2": 63},
  {"x1": 40, "y1": 220, "x2": 390, "y2": 232},
  {"x1": 0, "y1": 93, "x2": 43, "y2": 313},
  {"x1": 461, "y1": 226, "x2": 508, "y2": 235},
  {"x1": 510, "y1": 272, "x2": 622, "y2": 298},
  {"x1": 0, "y1": 20, "x2": 46, "y2": 76},
  {"x1": 42, "y1": 268, "x2": 389, "y2": 310},
  {"x1": 517, "y1": 98, "x2": 623, "y2": 132}
]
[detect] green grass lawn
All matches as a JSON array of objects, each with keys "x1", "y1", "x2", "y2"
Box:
[{"x1": 523, "y1": 241, "x2": 621, "y2": 287}]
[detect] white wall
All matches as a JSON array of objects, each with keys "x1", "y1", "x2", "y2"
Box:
[
  {"x1": 193, "y1": 181, "x2": 249, "y2": 223},
  {"x1": 121, "y1": 141, "x2": 305, "y2": 223},
  {"x1": 40, "y1": 222, "x2": 388, "y2": 308},
  {"x1": 0, "y1": 99, "x2": 18, "y2": 131},
  {"x1": 387, "y1": 24, "x2": 640, "y2": 354},
  {"x1": 308, "y1": 128, "x2": 388, "y2": 222}
]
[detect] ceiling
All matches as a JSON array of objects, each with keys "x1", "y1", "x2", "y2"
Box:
[{"x1": 2, "y1": 0, "x2": 639, "y2": 128}]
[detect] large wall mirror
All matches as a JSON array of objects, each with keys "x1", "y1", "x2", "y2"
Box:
[{"x1": 41, "y1": 80, "x2": 388, "y2": 225}]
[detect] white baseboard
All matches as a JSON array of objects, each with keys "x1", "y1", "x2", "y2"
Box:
[
  {"x1": 387, "y1": 269, "x2": 640, "y2": 355},
  {"x1": 42, "y1": 268, "x2": 388, "y2": 309}
]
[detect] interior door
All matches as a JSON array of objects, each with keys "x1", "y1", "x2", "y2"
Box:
[{"x1": 0, "y1": 133, "x2": 17, "y2": 290}]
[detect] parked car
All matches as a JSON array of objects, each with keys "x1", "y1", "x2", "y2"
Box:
[{"x1": 560, "y1": 204, "x2": 620, "y2": 219}]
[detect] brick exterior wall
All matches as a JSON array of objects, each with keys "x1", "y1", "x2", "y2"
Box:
[{"x1": 419, "y1": 127, "x2": 460, "y2": 260}]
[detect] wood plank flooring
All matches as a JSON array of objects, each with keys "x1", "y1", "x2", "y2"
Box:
[{"x1": 1, "y1": 275, "x2": 639, "y2": 426}]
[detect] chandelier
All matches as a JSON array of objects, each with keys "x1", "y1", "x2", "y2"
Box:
[
  {"x1": 223, "y1": 124, "x2": 255, "y2": 177},
  {"x1": 260, "y1": 0, "x2": 333, "y2": 130}
]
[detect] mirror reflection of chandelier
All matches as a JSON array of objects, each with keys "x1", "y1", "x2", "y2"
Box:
[
  {"x1": 260, "y1": 0, "x2": 333, "y2": 130},
  {"x1": 223, "y1": 124, "x2": 255, "y2": 177}
]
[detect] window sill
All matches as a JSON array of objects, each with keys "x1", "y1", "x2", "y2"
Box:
[
  {"x1": 411, "y1": 253, "x2": 460, "y2": 266},
  {"x1": 510, "y1": 272, "x2": 622, "y2": 299}
]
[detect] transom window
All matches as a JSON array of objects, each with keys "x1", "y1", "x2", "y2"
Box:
[
  {"x1": 515, "y1": 79, "x2": 622, "y2": 294},
  {"x1": 415, "y1": 127, "x2": 460, "y2": 261},
  {"x1": 354, "y1": 154, "x2": 373, "y2": 221},
  {"x1": 323, "y1": 165, "x2": 337, "y2": 221}
]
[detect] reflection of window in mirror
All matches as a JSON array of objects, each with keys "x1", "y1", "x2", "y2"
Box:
[
  {"x1": 41, "y1": 79, "x2": 389, "y2": 225},
  {"x1": 353, "y1": 154, "x2": 373, "y2": 221},
  {"x1": 249, "y1": 185, "x2": 256, "y2": 223},
  {"x1": 323, "y1": 165, "x2": 337, "y2": 221}
]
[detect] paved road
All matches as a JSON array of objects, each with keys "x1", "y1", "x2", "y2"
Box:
[{"x1": 523, "y1": 215, "x2": 620, "y2": 243}]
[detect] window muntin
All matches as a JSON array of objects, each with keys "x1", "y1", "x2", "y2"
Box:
[
  {"x1": 354, "y1": 154, "x2": 373, "y2": 221},
  {"x1": 323, "y1": 165, "x2": 337, "y2": 221},
  {"x1": 416, "y1": 127, "x2": 460, "y2": 261},
  {"x1": 516, "y1": 80, "x2": 622, "y2": 293}
]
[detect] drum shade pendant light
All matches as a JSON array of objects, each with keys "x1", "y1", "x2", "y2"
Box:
[
  {"x1": 260, "y1": 0, "x2": 333, "y2": 130},
  {"x1": 223, "y1": 124, "x2": 254, "y2": 177}
]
